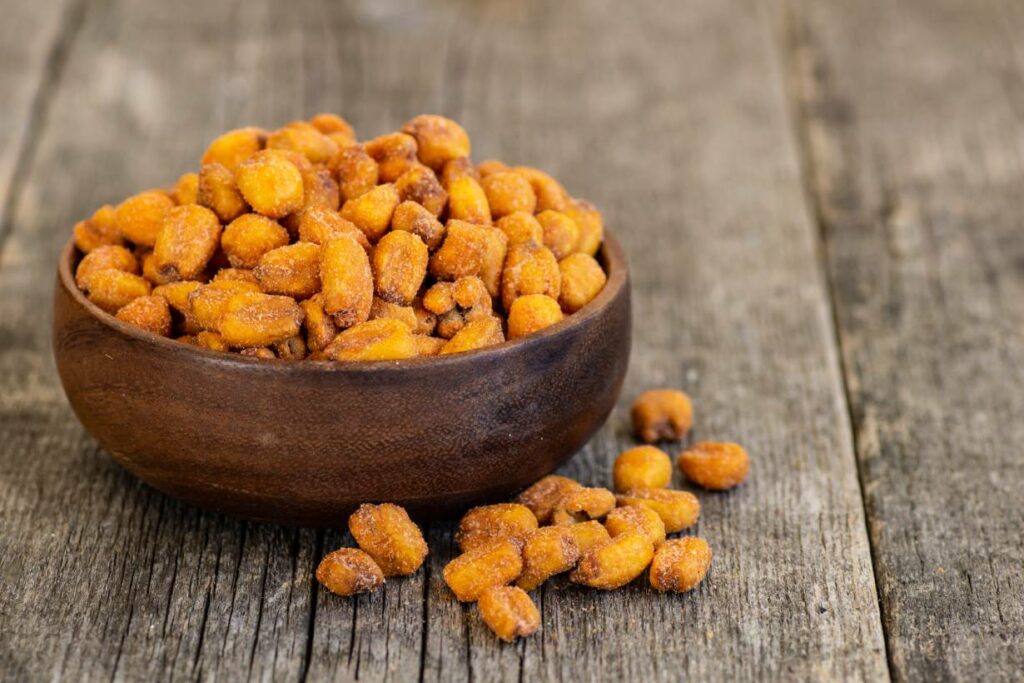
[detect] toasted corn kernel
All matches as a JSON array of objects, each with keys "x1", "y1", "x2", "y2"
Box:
[
  {"x1": 649, "y1": 537, "x2": 712, "y2": 593},
  {"x1": 615, "y1": 489, "x2": 700, "y2": 533},
  {"x1": 478, "y1": 586, "x2": 540, "y2": 642},
  {"x1": 456, "y1": 503, "x2": 539, "y2": 553},
  {"x1": 631, "y1": 389, "x2": 694, "y2": 443},
  {"x1": 348, "y1": 503, "x2": 428, "y2": 577},
  {"x1": 570, "y1": 532, "x2": 654, "y2": 590},
  {"x1": 516, "y1": 526, "x2": 580, "y2": 591},
  {"x1": 316, "y1": 548, "x2": 385, "y2": 597},
  {"x1": 443, "y1": 539, "x2": 523, "y2": 602},
  {"x1": 678, "y1": 441, "x2": 750, "y2": 490},
  {"x1": 613, "y1": 446, "x2": 673, "y2": 492}
]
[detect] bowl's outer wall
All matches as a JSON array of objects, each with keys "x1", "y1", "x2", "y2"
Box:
[{"x1": 53, "y1": 246, "x2": 631, "y2": 526}]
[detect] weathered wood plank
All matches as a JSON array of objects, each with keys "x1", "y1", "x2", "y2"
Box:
[
  {"x1": 0, "y1": 0, "x2": 79, "y2": 240},
  {"x1": 0, "y1": 0, "x2": 888, "y2": 680},
  {"x1": 786, "y1": 0, "x2": 1024, "y2": 680}
]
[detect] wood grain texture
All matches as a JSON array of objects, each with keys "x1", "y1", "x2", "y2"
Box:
[
  {"x1": 0, "y1": 0, "x2": 889, "y2": 680},
  {"x1": 786, "y1": 0, "x2": 1024, "y2": 680},
  {"x1": 0, "y1": 0, "x2": 81, "y2": 241}
]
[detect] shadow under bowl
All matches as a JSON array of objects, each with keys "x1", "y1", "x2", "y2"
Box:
[{"x1": 52, "y1": 233, "x2": 631, "y2": 526}]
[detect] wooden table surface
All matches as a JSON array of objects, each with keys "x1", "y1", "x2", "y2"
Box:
[{"x1": 1, "y1": 1, "x2": 1021, "y2": 681}]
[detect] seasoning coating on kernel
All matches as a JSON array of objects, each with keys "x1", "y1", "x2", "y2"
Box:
[
  {"x1": 153, "y1": 205, "x2": 222, "y2": 281},
  {"x1": 516, "y1": 526, "x2": 580, "y2": 591},
  {"x1": 390, "y1": 201, "x2": 446, "y2": 251},
  {"x1": 443, "y1": 539, "x2": 523, "y2": 602},
  {"x1": 297, "y1": 206, "x2": 369, "y2": 251},
  {"x1": 323, "y1": 318, "x2": 418, "y2": 361},
  {"x1": 76, "y1": 245, "x2": 138, "y2": 289},
  {"x1": 560, "y1": 487, "x2": 616, "y2": 521},
  {"x1": 615, "y1": 488, "x2": 700, "y2": 533},
  {"x1": 569, "y1": 532, "x2": 654, "y2": 590},
  {"x1": 604, "y1": 504, "x2": 666, "y2": 548},
  {"x1": 558, "y1": 253, "x2": 607, "y2": 313},
  {"x1": 348, "y1": 503, "x2": 428, "y2": 577},
  {"x1": 613, "y1": 446, "x2": 673, "y2": 492},
  {"x1": 401, "y1": 115, "x2": 471, "y2": 170},
  {"x1": 198, "y1": 163, "x2": 248, "y2": 223},
  {"x1": 201, "y1": 127, "x2": 266, "y2": 172},
  {"x1": 649, "y1": 537, "x2": 712, "y2": 593},
  {"x1": 116, "y1": 191, "x2": 175, "y2": 247},
  {"x1": 536, "y1": 210, "x2": 580, "y2": 260},
  {"x1": 235, "y1": 150, "x2": 305, "y2": 219},
  {"x1": 82, "y1": 270, "x2": 152, "y2": 313},
  {"x1": 394, "y1": 164, "x2": 448, "y2": 216},
  {"x1": 254, "y1": 242, "x2": 322, "y2": 299},
  {"x1": 631, "y1": 389, "x2": 694, "y2": 443},
  {"x1": 320, "y1": 234, "x2": 373, "y2": 327},
  {"x1": 440, "y1": 316, "x2": 505, "y2": 355},
  {"x1": 516, "y1": 475, "x2": 583, "y2": 525},
  {"x1": 373, "y1": 231, "x2": 428, "y2": 305},
  {"x1": 340, "y1": 183, "x2": 401, "y2": 243},
  {"x1": 500, "y1": 241, "x2": 561, "y2": 311},
  {"x1": 678, "y1": 441, "x2": 750, "y2": 490},
  {"x1": 567, "y1": 520, "x2": 612, "y2": 555},
  {"x1": 218, "y1": 291, "x2": 305, "y2": 347},
  {"x1": 478, "y1": 586, "x2": 540, "y2": 642},
  {"x1": 221, "y1": 213, "x2": 290, "y2": 268},
  {"x1": 456, "y1": 503, "x2": 539, "y2": 553},
  {"x1": 481, "y1": 171, "x2": 536, "y2": 217},
  {"x1": 331, "y1": 144, "x2": 379, "y2": 201},
  {"x1": 316, "y1": 548, "x2": 385, "y2": 597},
  {"x1": 115, "y1": 295, "x2": 172, "y2": 337},
  {"x1": 507, "y1": 294, "x2": 563, "y2": 340}
]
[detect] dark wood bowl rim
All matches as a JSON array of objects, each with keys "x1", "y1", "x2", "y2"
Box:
[{"x1": 58, "y1": 231, "x2": 629, "y2": 373}]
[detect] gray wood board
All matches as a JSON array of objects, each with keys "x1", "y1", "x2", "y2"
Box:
[
  {"x1": 786, "y1": 0, "x2": 1024, "y2": 680},
  {"x1": 0, "y1": 0, "x2": 887, "y2": 680}
]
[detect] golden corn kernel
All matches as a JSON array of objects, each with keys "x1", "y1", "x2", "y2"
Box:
[
  {"x1": 413, "y1": 334, "x2": 445, "y2": 356},
  {"x1": 443, "y1": 539, "x2": 523, "y2": 602},
  {"x1": 536, "y1": 210, "x2": 579, "y2": 260},
  {"x1": 373, "y1": 230, "x2": 428, "y2": 305},
  {"x1": 500, "y1": 240, "x2": 561, "y2": 311},
  {"x1": 201, "y1": 127, "x2": 266, "y2": 172},
  {"x1": 197, "y1": 163, "x2": 248, "y2": 223},
  {"x1": 364, "y1": 132, "x2": 419, "y2": 183},
  {"x1": 478, "y1": 586, "x2": 540, "y2": 642},
  {"x1": 423, "y1": 276, "x2": 492, "y2": 339},
  {"x1": 481, "y1": 171, "x2": 536, "y2": 218},
  {"x1": 401, "y1": 115, "x2": 471, "y2": 170},
  {"x1": 73, "y1": 205, "x2": 121, "y2": 253},
  {"x1": 649, "y1": 537, "x2": 712, "y2": 593},
  {"x1": 187, "y1": 280, "x2": 261, "y2": 331},
  {"x1": 632, "y1": 389, "x2": 694, "y2": 443},
  {"x1": 195, "y1": 330, "x2": 230, "y2": 352},
  {"x1": 310, "y1": 113, "x2": 355, "y2": 140},
  {"x1": 411, "y1": 298, "x2": 438, "y2": 335},
  {"x1": 139, "y1": 251, "x2": 169, "y2": 286},
  {"x1": 239, "y1": 346, "x2": 276, "y2": 359},
  {"x1": 266, "y1": 121, "x2": 340, "y2": 164},
  {"x1": 320, "y1": 234, "x2": 373, "y2": 327},
  {"x1": 560, "y1": 487, "x2": 616, "y2": 521},
  {"x1": 516, "y1": 526, "x2": 580, "y2": 591},
  {"x1": 282, "y1": 167, "x2": 340, "y2": 235},
  {"x1": 330, "y1": 144, "x2": 380, "y2": 201},
  {"x1": 565, "y1": 199, "x2": 603, "y2": 256},
  {"x1": 115, "y1": 295, "x2": 171, "y2": 336},
  {"x1": 339, "y1": 183, "x2": 400, "y2": 243},
  {"x1": 369, "y1": 297, "x2": 418, "y2": 330},
  {"x1": 300, "y1": 294, "x2": 338, "y2": 352},
  {"x1": 567, "y1": 520, "x2": 612, "y2": 555},
  {"x1": 429, "y1": 220, "x2": 507, "y2": 297},
  {"x1": 153, "y1": 205, "x2": 222, "y2": 281},
  {"x1": 348, "y1": 503, "x2": 428, "y2": 577},
  {"x1": 316, "y1": 548, "x2": 384, "y2": 597},
  {"x1": 678, "y1": 441, "x2": 750, "y2": 491},
  {"x1": 219, "y1": 291, "x2": 305, "y2": 347},
  {"x1": 235, "y1": 150, "x2": 305, "y2": 219},
  {"x1": 213, "y1": 268, "x2": 259, "y2": 284},
  {"x1": 274, "y1": 334, "x2": 307, "y2": 360},
  {"x1": 323, "y1": 318, "x2": 418, "y2": 361},
  {"x1": 516, "y1": 475, "x2": 583, "y2": 525},
  {"x1": 613, "y1": 446, "x2": 673, "y2": 492},
  {"x1": 297, "y1": 206, "x2": 369, "y2": 251},
  {"x1": 446, "y1": 176, "x2": 491, "y2": 225},
  {"x1": 496, "y1": 211, "x2": 544, "y2": 247},
  {"x1": 514, "y1": 166, "x2": 569, "y2": 212},
  {"x1": 558, "y1": 253, "x2": 606, "y2": 313},
  {"x1": 456, "y1": 503, "x2": 539, "y2": 553},
  {"x1": 82, "y1": 270, "x2": 152, "y2": 313},
  {"x1": 615, "y1": 488, "x2": 700, "y2": 533},
  {"x1": 116, "y1": 191, "x2": 175, "y2": 247},
  {"x1": 569, "y1": 532, "x2": 654, "y2": 590},
  {"x1": 254, "y1": 242, "x2": 321, "y2": 299},
  {"x1": 439, "y1": 156, "x2": 478, "y2": 187},
  {"x1": 75, "y1": 245, "x2": 138, "y2": 288},
  {"x1": 477, "y1": 159, "x2": 509, "y2": 178},
  {"x1": 394, "y1": 164, "x2": 448, "y2": 216},
  {"x1": 390, "y1": 201, "x2": 445, "y2": 251},
  {"x1": 171, "y1": 173, "x2": 199, "y2": 205},
  {"x1": 604, "y1": 505, "x2": 666, "y2": 548},
  {"x1": 221, "y1": 213, "x2": 290, "y2": 269},
  {"x1": 153, "y1": 280, "x2": 202, "y2": 315},
  {"x1": 440, "y1": 316, "x2": 504, "y2": 355},
  {"x1": 507, "y1": 294, "x2": 563, "y2": 340}
]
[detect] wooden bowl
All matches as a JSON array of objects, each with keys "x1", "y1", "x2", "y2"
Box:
[{"x1": 52, "y1": 235, "x2": 631, "y2": 526}]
